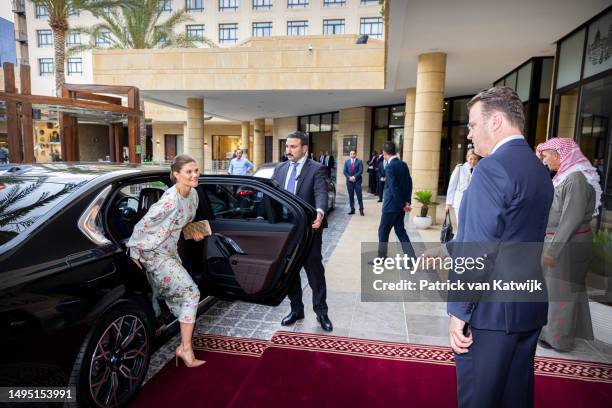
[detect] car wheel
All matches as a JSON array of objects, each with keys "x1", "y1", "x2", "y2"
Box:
[{"x1": 73, "y1": 304, "x2": 153, "y2": 408}]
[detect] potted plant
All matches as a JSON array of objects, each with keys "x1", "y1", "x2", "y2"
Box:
[{"x1": 412, "y1": 190, "x2": 438, "y2": 229}]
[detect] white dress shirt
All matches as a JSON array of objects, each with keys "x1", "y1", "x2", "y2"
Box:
[
  {"x1": 490, "y1": 134, "x2": 524, "y2": 155},
  {"x1": 284, "y1": 155, "x2": 325, "y2": 216}
]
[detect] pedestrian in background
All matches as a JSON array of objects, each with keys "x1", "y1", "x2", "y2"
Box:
[
  {"x1": 228, "y1": 149, "x2": 254, "y2": 175},
  {"x1": 445, "y1": 149, "x2": 480, "y2": 226},
  {"x1": 537, "y1": 138, "x2": 601, "y2": 352},
  {"x1": 344, "y1": 150, "x2": 364, "y2": 216}
]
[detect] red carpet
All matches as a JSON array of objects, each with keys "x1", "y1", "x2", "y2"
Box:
[
  {"x1": 130, "y1": 335, "x2": 268, "y2": 408},
  {"x1": 131, "y1": 331, "x2": 612, "y2": 407}
]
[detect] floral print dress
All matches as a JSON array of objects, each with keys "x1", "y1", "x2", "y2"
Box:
[{"x1": 127, "y1": 185, "x2": 200, "y2": 324}]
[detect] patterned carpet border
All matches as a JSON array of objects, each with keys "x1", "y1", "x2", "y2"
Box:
[
  {"x1": 271, "y1": 331, "x2": 612, "y2": 384},
  {"x1": 192, "y1": 334, "x2": 269, "y2": 357}
]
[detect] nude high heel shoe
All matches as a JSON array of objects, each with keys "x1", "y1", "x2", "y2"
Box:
[{"x1": 175, "y1": 346, "x2": 206, "y2": 368}]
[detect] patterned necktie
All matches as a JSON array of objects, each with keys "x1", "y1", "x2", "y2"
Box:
[{"x1": 287, "y1": 162, "x2": 299, "y2": 194}]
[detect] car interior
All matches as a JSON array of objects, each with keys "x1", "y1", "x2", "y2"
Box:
[{"x1": 104, "y1": 177, "x2": 306, "y2": 302}]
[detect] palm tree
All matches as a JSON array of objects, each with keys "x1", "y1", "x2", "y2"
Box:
[
  {"x1": 70, "y1": 0, "x2": 217, "y2": 52},
  {"x1": 29, "y1": 0, "x2": 127, "y2": 95}
]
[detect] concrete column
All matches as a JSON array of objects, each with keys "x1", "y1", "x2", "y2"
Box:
[
  {"x1": 253, "y1": 118, "x2": 265, "y2": 169},
  {"x1": 402, "y1": 88, "x2": 416, "y2": 168},
  {"x1": 241, "y1": 121, "x2": 250, "y2": 158},
  {"x1": 412, "y1": 53, "x2": 446, "y2": 217},
  {"x1": 185, "y1": 98, "x2": 204, "y2": 167}
]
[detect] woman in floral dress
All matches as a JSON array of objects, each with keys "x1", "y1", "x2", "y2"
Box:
[{"x1": 127, "y1": 154, "x2": 206, "y2": 368}]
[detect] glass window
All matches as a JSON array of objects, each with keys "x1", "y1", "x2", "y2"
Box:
[
  {"x1": 186, "y1": 0, "x2": 204, "y2": 11},
  {"x1": 186, "y1": 24, "x2": 205, "y2": 40},
  {"x1": 219, "y1": 0, "x2": 239, "y2": 11},
  {"x1": 38, "y1": 58, "x2": 54, "y2": 75},
  {"x1": 360, "y1": 17, "x2": 383, "y2": 39},
  {"x1": 374, "y1": 107, "x2": 388, "y2": 128},
  {"x1": 451, "y1": 98, "x2": 470, "y2": 122},
  {"x1": 35, "y1": 5, "x2": 48, "y2": 17},
  {"x1": 584, "y1": 10, "x2": 612, "y2": 79},
  {"x1": 390, "y1": 105, "x2": 405, "y2": 127},
  {"x1": 158, "y1": 0, "x2": 172, "y2": 11},
  {"x1": 555, "y1": 87, "x2": 579, "y2": 138},
  {"x1": 253, "y1": 22, "x2": 272, "y2": 37},
  {"x1": 540, "y1": 58, "x2": 553, "y2": 99},
  {"x1": 443, "y1": 100, "x2": 450, "y2": 122},
  {"x1": 37, "y1": 30, "x2": 53, "y2": 48},
  {"x1": 516, "y1": 62, "x2": 533, "y2": 102},
  {"x1": 309, "y1": 115, "x2": 320, "y2": 132},
  {"x1": 203, "y1": 184, "x2": 290, "y2": 223},
  {"x1": 324, "y1": 0, "x2": 345, "y2": 6},
  {"x1": 219, "y1": 23, "x2": 239, "y2": 44},
  {"x1": 323, "y1": 19, "x2": 345, "y2": 35},
  {"x1": 299, "y1": 116, "x2": 309, "y2": 132},
  {"x1": 287, "y1": 20, "x2": 308, "y2": 36},
  {"x1": 373, "y1": 129, "x2": 387, "y2": 152},
  {"x1": 287, "y1": 0, "x2": 309, "y2": 8},
  {"x1": 0, "y1": 177, "x2": 82, "y2": 246},
  {"x1": 504, "y1": 71, "x2": 517, "y2": 90},
  {"x1": 253, "y1": 0, "x2": 273, "y2": 9},
  {"x1": 67, "y1": 58, "x2": 83, "y2": 75},
  {"x1": 557, "y1": 28, "x2": 586, "y2": 89},
  {"x1": 320, "y1": 113, "x2": 332, "y2": 132},
  {"x1": 66, "y1": 31, "x2": 82, "y2": 46},
  {"x1": 361, "y1": 0, "x2": 379, "y2": 4},
  {"x1": 96, "y1": 28, "x2": 112, "y2": 47}
]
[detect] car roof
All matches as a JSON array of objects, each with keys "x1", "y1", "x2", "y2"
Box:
[{"x1": 0, "y1": 163, "x2": 168, "y2": 184}]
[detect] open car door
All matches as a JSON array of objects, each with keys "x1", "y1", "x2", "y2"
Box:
[{"x1": 191, "y1": 175, "x2": 316, "y2": 306}]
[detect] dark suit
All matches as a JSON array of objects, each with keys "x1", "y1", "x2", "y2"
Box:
[
  {"x1": 367, "y1": 154, "x2": 379, "y2": 193},
  {"x1": 272, "y1": 158, "x2": 329, "y2": 314},
  {"x1": 447, "y1": 138, "x2": 554, "y2": 408},
  {"x1": 326, "y1": 155, "x2": 335, "y2": 178},
  {"x1": 378, "y1": 157, "x2": 415, "y2": 258},
  {"x1": 343, "y1": 158, "x2": 364, "y2": 212},
  {"x1": 377, "y1": 155, "x2": 386, "y2": 200}
]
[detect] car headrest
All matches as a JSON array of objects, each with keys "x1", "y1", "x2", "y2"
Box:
[{"x1": 138, "y1": 188, "x2": 165, "y2": 213}]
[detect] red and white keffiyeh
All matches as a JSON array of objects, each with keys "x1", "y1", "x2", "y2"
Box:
[{"x1": 536, "y1": 138, "x2": 602, "y2": 216}]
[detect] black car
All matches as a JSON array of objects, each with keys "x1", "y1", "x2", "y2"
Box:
[
  {"x1": 0, "y1": 163, "x2": 316, "y2": 407},
  {"x1": 253, "y1": 162, "x2": 336, "y2": 211}
]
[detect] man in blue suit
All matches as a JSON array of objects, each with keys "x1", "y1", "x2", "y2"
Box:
[
  {"x1": 343, "y1": 150, "x2": 365, "y2": 215},
  {"x1": 447, "y1": 87, "x2": 553, "y2": 408},
  {"x1": 377, "y1": 141, "x2": 416, "y2": 259}
]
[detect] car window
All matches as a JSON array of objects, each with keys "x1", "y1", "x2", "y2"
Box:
[
  {"x1": 0, "y1": 176, "x2": 84, "y2": 246},
  {"x1": 202, "y1": 183, "x2": 291, "y2": 223},
  {"x1": 253, "y1": 166, "x2": 274, "y2": 179},
  {"x1": 106, "y1": 180, "x2": 169, "y2": 242}
]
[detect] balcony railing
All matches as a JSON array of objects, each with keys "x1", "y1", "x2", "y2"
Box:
[
  {"x1": 14, "y1": 30, "x2": 28, "y2": 43},
  {"x1": 12, "y1": 0, "x2": 26, "y2": 14}
]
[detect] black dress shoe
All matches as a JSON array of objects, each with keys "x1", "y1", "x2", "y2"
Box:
[
  {"x1": 348, "y1": 210, "x2": 355, "y2": 215},
  {"x1": 281, "y1": 311, "x2": 304, "y2": 326},
  {"x1": 316, "y1": 314, "x2": 333, "y2": 332},
  {"x1": 360, "y1": 209, "x2": 364, "y2": 216},
  {"x1": 377, "y1": 199, "x2": 383, "y2": 202}
]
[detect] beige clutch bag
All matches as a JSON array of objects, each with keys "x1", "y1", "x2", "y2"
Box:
[{"x1": 182, "y1": 220, "x2": 212, "y2": 240}]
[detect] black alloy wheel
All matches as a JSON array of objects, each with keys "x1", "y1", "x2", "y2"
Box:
[{"x1": 75, "y1": 305, "x2": 152, "y2": 408}]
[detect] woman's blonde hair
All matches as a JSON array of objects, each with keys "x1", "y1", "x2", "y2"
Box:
[
  {"x1": 466, "y1": 149, "x2": 481, "y2": 161},
  {"x1": 170, "y1": 154, "x2": 196, "y2": 184}
]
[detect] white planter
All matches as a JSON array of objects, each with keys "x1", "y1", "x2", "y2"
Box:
[
  {"x1": 413, "y1": 215, "x2": 432, "y2": 230},
  {"x1": 590, "y1": 301, "x2": 612, "y2": 345}
]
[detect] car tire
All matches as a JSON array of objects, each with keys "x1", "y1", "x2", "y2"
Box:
[{"x1": 71, "y1": 304, "x2": 153, "y2": 408}]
